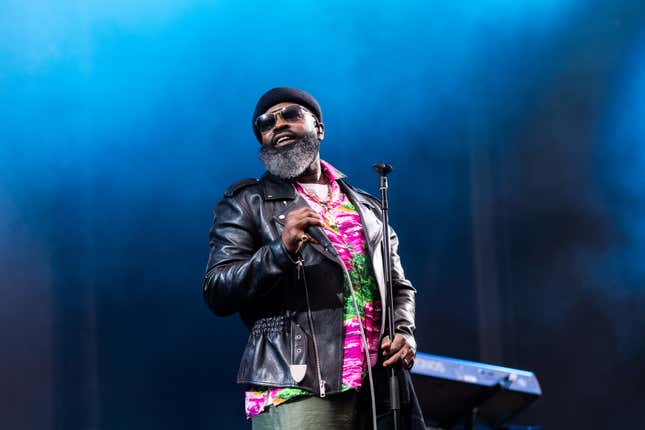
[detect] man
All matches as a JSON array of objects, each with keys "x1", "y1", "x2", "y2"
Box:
[{"x1": 203, "y1": 87, "x2": 417, "y2": 429}]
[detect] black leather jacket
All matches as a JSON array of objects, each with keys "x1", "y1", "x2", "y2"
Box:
[{"x1": 203, "y1": 171, "x2": 416, "y2": 397}]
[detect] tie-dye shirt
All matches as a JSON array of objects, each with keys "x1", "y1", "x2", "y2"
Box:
[{"x1": 244, "y1": 160, "x2": 382, "y2": 419}]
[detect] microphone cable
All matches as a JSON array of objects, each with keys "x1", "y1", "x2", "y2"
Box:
[{"x1": 342, "y1": 264, "x2": 379, "y2": 430}]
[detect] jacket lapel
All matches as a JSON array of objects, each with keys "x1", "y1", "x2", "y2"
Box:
[{"x1": 340, "y1": 181, "x2": 387, "y2": 335}]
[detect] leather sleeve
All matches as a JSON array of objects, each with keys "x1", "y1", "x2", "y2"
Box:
[
  {"x1": 202, "y1": 194, "x2": 293, "y2": 316},
  {"x1": 390, "y1": 227, "x2": 417, "y2": 352}
]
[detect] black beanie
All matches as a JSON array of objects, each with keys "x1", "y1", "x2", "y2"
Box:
[{"x1": 252, "y1": 87, "x2": 322, "y2": 142}]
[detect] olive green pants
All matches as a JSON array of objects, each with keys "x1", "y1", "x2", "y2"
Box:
[{"x1": 251, "y1": 391, "x2": 369, "y2": 430}]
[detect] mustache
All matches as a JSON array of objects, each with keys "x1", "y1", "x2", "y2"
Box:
[{"x1": 262, "y1": 140, "x2": 301, "y2": 156}]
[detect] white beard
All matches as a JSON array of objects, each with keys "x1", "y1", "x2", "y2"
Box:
[{"x1": 259, "y1": 136, "x2": 320, "y2": 179}]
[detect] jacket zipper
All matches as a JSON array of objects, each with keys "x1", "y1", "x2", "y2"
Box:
[{"x1": 297, "y1": 258, "x2": 326, "y2": 397}]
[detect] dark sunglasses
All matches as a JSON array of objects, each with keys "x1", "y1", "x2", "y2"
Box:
[{"x1": 255, "y1": 105, "x2": 313, "y2": 134}]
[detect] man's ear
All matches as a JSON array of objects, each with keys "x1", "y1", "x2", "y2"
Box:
[{"x1": 316, "y1": 121, "x2": 325, "y2": 140}]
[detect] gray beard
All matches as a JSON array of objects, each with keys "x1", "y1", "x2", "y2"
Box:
[{"x1": 259, "y1": 136, "x2": 320, "y2": 179}]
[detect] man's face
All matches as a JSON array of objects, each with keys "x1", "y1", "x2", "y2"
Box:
[
  {"x1": 258, "y1": 102, "x2": 323, "y2": 147},
  {"x1": 257, "y1": 102, "x2": 325, "y2": 179}
]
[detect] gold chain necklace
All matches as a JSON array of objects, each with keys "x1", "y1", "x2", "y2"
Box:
[{"x1": 299, "y1": 182, "x2": 337, "y2": 227}]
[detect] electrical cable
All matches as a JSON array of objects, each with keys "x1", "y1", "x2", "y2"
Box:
[{"x1": 342, "y1": 264, "x2": 379, "y2": 430}]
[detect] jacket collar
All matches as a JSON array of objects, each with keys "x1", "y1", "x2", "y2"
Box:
[{"x1": 260, "y1": 171, "x2": 296, "y2": 200}]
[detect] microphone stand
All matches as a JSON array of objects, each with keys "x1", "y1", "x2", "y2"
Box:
[{"x1": 373, "y1": 163, "x2": 399, "y2": 430}]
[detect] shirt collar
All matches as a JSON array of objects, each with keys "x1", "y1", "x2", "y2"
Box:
[{"x1": 320, "y1": 159, "x2": 347, "y2": 182}]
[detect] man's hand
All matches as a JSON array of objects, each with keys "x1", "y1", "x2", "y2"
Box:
[
  {"x1": 381, "y1": 334, "x2": 415, "y2": 369},
  {"x1": 281, "y1": 207, "x2": 324, "y2": 254}
]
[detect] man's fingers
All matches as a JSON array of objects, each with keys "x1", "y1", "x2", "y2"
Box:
[
  {"x1": 393, "y1": 335, "x2": 407, "y2": 351},
  {"x1": 382, "y1": 345, "x2": 415, "y2": 368},
  {"x1": 281, "y1": 209, "x2": 325, "y2": 253},
  {"x1": 381, "y1": 337, "x2": 391, "y2": 351},
  {"x1": 286, "y1": 218, "x2": 324, "y2": 238},
  {"x1": 401, "y1": 350, "x2": 415, "y2": 369},
  {"x1": 387, "y1": 334, "x2": 406, "y2": 354},
  {"x1": 383, "y1": 347, "x2": 408, "y2": 367},
  {"x1": 383, "y1": 354, "x2": 398, "y2": 367},
  {"x1": 381, "y1": 334, "x2": 416, "y2": 368}
]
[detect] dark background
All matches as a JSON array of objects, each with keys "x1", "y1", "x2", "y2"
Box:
[{"x1": 2, "y1": 1, "x2": 644, "y2": 428}]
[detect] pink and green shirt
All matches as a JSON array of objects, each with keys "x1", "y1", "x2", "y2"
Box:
[{"x1": 244, "y1": 161, "x2": 382, "y2": 419}]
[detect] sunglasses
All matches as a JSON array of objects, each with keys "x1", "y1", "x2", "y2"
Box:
[{"x1": 255, "y1": 105, "x2": 313, "y2": 134}]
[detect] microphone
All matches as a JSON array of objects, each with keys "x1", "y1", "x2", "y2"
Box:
[
  {"x1": 305, "y1": 225, "x2": 327, "y2": 245},
  {"x1": 372, "y1": 163, "x2": 393, "y2": 176}
]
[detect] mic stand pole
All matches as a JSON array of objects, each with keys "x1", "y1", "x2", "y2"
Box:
[{"x1": 373, "y1": 163, "x2": 399, "y2": 430}]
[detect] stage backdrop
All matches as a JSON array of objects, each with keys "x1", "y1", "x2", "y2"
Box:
[{"x1": 1, "y1": 1, "x2": 644, "y2": 428}]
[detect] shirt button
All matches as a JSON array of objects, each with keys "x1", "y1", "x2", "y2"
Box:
[{"x1": 278, "y1": 214, "x2": 285, "y2": 220}]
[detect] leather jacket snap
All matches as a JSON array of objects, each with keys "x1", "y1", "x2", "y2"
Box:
[{"x1": 203, "y1": 171, "x2": 416, "y2": 397}]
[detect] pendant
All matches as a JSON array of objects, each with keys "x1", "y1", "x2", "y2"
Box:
[{"x1": 325, "y1": 208, "x2": 337, "y2": 228}]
